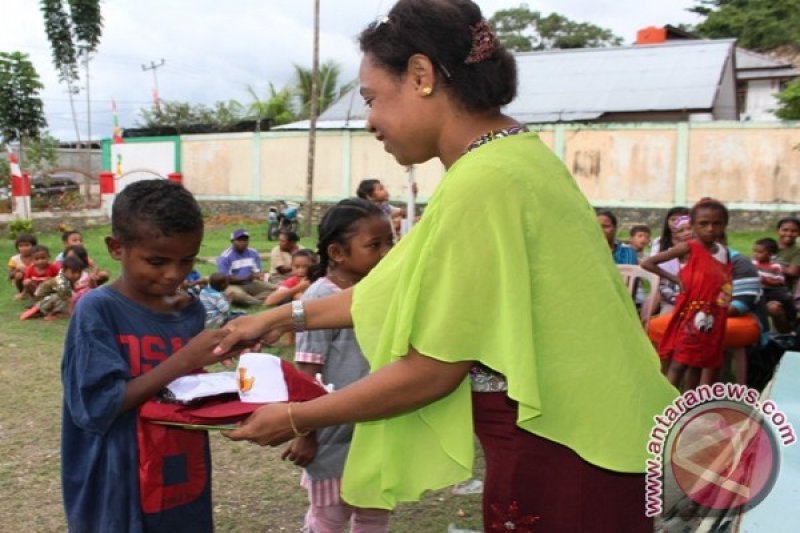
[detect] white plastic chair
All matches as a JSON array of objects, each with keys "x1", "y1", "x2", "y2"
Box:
[{"x1": 618, "y1": 264, "x2": 660, "y2": 327}]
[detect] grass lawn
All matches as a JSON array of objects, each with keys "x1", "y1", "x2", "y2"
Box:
[
  {"x1": 0, "y1": 213, "x2": 776, "y2": 532},
  {"x1": 0, "y1": 216, "x2": 483, "y2": 533}
]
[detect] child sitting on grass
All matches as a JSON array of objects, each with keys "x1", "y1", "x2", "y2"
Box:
[
  {"x1": 199, "y1": 272, "x2": 244, "y2": 328},
  {"x1": 752, "y1": 237, "x2": 795, "y2": 333},
  {"x1": 20, "y1": 255, "x2": 83, "y2": 320},
  {"x1": 8, "y1": 232, "x2": 37, "y2": 296},
  {"x1": 61, "y1": 179, "x2": 230, "y2": 532},
  {"x1": 264, "y1": 249, "x2": 317, "y2": 307},
  {"x1": 20, "y1": 245, "x2": 60, "y2": 301}
]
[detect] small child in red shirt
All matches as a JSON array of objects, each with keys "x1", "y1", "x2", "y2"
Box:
[
  {"x1": 264, "y1": 249, "x2": 317, "y2": 307},
  {"x1": 21, "y1": 245, "x2": 60, "y2": 300}
]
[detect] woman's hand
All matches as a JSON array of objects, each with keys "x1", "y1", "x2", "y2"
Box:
[
  {"x1": 223, "y1": 403, "x2": 296, "y2": 446},
  {"x1": 214, "y1": 310, "x2": 290, "y2": 356},
  {"x1": 281, "y1": 433, "x2": 318, "y2": 467}
]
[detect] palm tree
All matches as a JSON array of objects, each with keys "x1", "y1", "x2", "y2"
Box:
[
  {"x1": 246, "y1": 83, "x2": 297, "y2": 126},
  {"x1": 293, "y1": 60, "x2": 355, "y2": 119}
]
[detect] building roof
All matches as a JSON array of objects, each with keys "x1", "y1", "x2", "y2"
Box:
[
  {"x1": 277, "y1": 39, "x2": 737, "y2": 129},
  {"x1": 735, "y1": 47, "x2": 800, "y2": 80}
]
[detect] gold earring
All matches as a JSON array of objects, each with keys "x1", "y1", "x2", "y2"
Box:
[{"x1": 421, "y1": 86, "x2": 433, "y2": 96}]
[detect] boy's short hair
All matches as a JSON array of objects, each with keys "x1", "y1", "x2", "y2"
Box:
[
  {"x1": 61, "y1": 255, "x2": 84, "y2": 273},
  {"x1": 61, "y1": 230, "x2": 81, "y2": 243},
  {"x1": 629, "y1": 225, "x2": 651, "y2": 237},
  {"x1": 15, "y1": 232, "x2": 37, "y2": 247},
  {"x1": 208, "y1": 272, "x2": 229, "y2": 291},
  {"x1": 112, "y1": 179, "x2": 203, "y2": 244},
  {"x1": 755, "y1": 237, "x2": 779, "y2": 255},
  {"x1": 31, "y1": 244, "x2": 50, "y2": 257},
  {"x1": 776, "y1": 217, "x2": 800, "y2": 231}
]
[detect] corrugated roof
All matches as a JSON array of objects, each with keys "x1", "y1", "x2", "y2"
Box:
[
  {"x1": 278, "y1": 39, "x2": 736, "y2": 129},
  {"x1": 507, "y1": 39, "x2": 736, "y2": 119}
]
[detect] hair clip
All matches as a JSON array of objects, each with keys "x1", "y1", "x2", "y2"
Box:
[{"x1": 465, "y1": 19, "x2": 498, "y2": 65}]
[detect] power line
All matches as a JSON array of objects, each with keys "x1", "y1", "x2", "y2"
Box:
[{"x1": 141, "y1": 58, "x2": 165, "y2": 115}]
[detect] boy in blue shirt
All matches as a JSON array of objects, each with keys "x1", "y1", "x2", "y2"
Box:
[{"x1": 61, "y1": 179, "x2": 229, "y2": 532}]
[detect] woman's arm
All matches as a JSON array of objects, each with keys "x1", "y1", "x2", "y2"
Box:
[
  {"x1": 215, "y1": 288, "x2": 355, "y2": 353},
  {"x1": 224, "y1": 347, "x2": 472, "y2": 446}
]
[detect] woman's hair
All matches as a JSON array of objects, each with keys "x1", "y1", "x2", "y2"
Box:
[
  {"x1": 15, "y1": 232, "x2": 37, "y2": 249},
  {"x1": 356, "y1": 179, "x2": 380, "y2": 200},
  {"x1": 314, "y1": 198, "x2": 386, "y2": 282},
  {"x1": 776, "y1": 217, "x2": 800, "y2": 231},
  {"x1": 596, "y1": 209, "x2": 618, "y2": 228},
  {"x1": 111, "y1": 179, "x2": 203, "y2": 244},
  {"x1": 755, "y1": 237, "x2": 779, "y2": 255},
  {"x1": 358, "y1": 0, "x2": 517, "y2": 112},
  {"x1": 64, "y1": 244, "x2": 89, "y2": 269},
  {"x1": 658, "y1": 206, "x2": 690, "y2": 251}
]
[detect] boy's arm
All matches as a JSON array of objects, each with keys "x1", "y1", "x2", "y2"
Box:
[{"x1": 118, "y1": 328, "x2": 230, "y2": 414}]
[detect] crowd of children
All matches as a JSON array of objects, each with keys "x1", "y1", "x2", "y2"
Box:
[
  {"x1": 595, "y1": 204, "x2": 800, "y2": 392},
  {"x1": 8, "y1": 229, "x2": 109, "y2": 320},
  {"x1": 7, "y1": 177, "x2": 800, "y2": 530}
]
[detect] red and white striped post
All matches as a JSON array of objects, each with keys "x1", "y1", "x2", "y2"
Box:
[
  {"x1": 7, "y1": 146, "x2": 31, "y2": 219},
  {"x1": 99, "y1": 171, "x2": 115, "y2": 219}
]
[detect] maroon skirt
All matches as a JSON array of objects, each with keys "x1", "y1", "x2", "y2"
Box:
[{"x1": 472, "y1": 392, "x2": 653, "y2": 532}]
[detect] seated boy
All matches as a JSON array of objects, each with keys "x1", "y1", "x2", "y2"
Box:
[
  {"x1": 21, "y1": 245, "x2": 60, "y2": 300},
  {"x1": 20, "y1": 255, "x2": 83, "y2": 320}
]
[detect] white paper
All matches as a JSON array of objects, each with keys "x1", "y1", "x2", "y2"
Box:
[
  {"x1": 165, "y1": 372, "x2": 239, "y2": 402},
  {"x1": 237, "y1": 353, "x2": 289, "y2": 403}
]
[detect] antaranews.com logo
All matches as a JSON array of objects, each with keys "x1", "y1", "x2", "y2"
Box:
[{"x1": 645, "y1": 383, "x2": 796, "y2": 518}]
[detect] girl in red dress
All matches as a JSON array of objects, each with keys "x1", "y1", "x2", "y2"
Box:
[{"x1": 642, "y1": 198, "x2": 733, "y2": 390}]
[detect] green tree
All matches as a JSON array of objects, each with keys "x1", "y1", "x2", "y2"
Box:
[
  {"x1": 39, "y1": 0, "x2": 103, "y2": 142},
  {"x1": 293, "y1": 61, "x2": 355, "y2": 119},
  {"x1": 246, "y1": 83, "x2": 297, "y2": 126},
  {"x1": 690, "y1": 0, "x2": 800, "y2": 50},
  {"x1": 25, "y1": 133, "x2": 60, "y2": 174},
  {"x1": 136, "y1": 100, "x2": 247, "y2": 132},
  {"x1": 489, "y1": 4, "x2": 622, "y2": 52},
  {"x1": 775, "y1": 78, "x2": 800, "y2": 119},
  {"x1": 0, "y1": 52, "x2": 48, "y2": 144}
]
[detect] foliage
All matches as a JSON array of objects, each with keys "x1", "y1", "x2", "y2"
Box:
[
  {"x1": 0, "y1": 52, "x2": 47, "y2": 143},
  {"x1": 776, "y1": 78, "x2": 800, "y2": 119},
  {"x1": 0, "y1": 158, "x2": 8, "y2": 188},
  {"x1": 489, "y1": 4, "x2": 623, "y2": 52},
  {"x1": 690, "y1": 0, "x2": 800, "y2": 50},
  {"x1": 24, "y1": 133, "x2": 60, "y2": 174},
  {"x1": 136, "y1": 99, "x2": 247, "y2": 132},
  {"x1": 246, "y1": 83, "x2": 297, "y2": 126},
  {"x1": 8, "y1": 218, "x2": 34, "y2": 239},
  {"x1": 293, "y1": 61, "x2": 356, "y2": 119}
]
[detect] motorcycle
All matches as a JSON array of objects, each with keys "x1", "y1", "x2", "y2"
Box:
[{"x1": 267, "y1": 201, "x2": 301, "y2": 240}]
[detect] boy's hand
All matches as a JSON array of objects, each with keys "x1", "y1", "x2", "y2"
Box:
[
  {"x1": 179, "y1": 329, "x2": 235, "y2": 370},
  {"x1": 281, "y1": 433, "x2": 318, "y2": 467}
]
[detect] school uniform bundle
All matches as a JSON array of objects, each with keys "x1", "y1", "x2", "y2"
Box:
[{"x1": 141, "y1": 353, "x2": 329, "y2": 429}]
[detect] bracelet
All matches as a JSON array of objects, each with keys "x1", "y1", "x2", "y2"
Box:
[
  {"x1": 287, "y1": 402, "x2": 309, "y2": 437},
  {"x1": 291, "y1": 300, "x2": 306, "y2": 332}
]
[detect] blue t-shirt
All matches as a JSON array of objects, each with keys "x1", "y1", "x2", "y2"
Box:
[
  {"x1": 61, "y1": 285, "x2": 212, "y2": 533},
  {"x1": 216, "y1": 246, "x2": 262, "y2": 282},
  {"x1": 612, "y1": 241, "x2": 638, "y2": 265}
]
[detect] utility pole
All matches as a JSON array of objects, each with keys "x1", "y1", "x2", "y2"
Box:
[
  {"x1": 81, "y1": 46, "x2": 93, "y2": 199},
  {"x1": 304, "y1": 0, "x2": 320, "y2": 237},
  {"x1": 142, "y1": 59, "x2": 166, "y2": 121}
]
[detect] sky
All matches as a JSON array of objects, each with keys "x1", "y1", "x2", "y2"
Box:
[{"x1": 1, "y1": 0, "x2": 704, "y2": 142}]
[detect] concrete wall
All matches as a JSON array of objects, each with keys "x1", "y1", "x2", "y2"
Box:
[{"x1": 97, "y1": 121, "x2": 800, "y2": 213}]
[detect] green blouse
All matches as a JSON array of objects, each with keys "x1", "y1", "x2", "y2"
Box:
[{"x1": 343, "y1": 132, "x2": 678, "y2": 509}]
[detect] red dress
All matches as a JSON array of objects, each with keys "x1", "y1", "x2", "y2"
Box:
[{"x1": 658, "y1": 240, "x2": 733, "y2": 368}]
